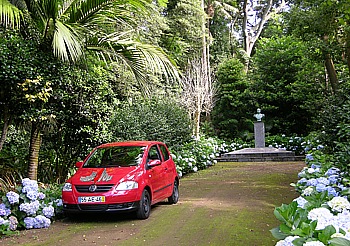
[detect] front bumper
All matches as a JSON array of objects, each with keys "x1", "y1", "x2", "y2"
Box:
[{"x1": 63, "y1": 201, "x2": 140, "y2": 213}]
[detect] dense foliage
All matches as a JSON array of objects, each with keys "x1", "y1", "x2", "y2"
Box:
[
  {"x1": 249, "y1": 36, "x2": 325, "y2": 135},
  {"x1": 109, "y1": 98, "x2": 193, "y2": 149},
  {"x1": 212, "y1": 58, "x2": 253, "y2": 140}
]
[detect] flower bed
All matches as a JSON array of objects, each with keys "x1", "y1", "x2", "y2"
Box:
[
  {"x1": 272, "y1": 147, "x2": 350, "y2": 245},
  {"x1": 0, "y1": 178, "x2": 63, "y2": 236}
]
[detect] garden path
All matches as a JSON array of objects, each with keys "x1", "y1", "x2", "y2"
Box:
[{"x1": 0, "y1": 161, "x2": 305, "y2": 246}]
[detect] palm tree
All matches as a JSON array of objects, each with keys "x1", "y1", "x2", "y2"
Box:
[
  {"x1": 0, "y1": 0, "x2": 178, "y2": 81},
  {"x1": 1, "y1": 0, "x2": 179, "y2": 180}
]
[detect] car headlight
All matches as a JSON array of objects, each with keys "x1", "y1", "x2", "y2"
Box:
[
  {"x1": 62, "y1": 183, "x2": 72, "y2": 191},
  {"x1": 115, "y1": 181, "x2": 138, "y2": 191}
]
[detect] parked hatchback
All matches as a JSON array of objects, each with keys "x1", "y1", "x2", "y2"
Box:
[{"x1": 62, "y1": 141, "x2": 179, "y2": 219}]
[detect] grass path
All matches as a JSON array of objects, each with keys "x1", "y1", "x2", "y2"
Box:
[{"x1": 0, "y1": 161, "x2": 305, "y2": 246}]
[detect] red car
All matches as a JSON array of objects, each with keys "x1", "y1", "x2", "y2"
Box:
[{"x1": 62, "y1": 141, "x2": 179, "y2": 219}]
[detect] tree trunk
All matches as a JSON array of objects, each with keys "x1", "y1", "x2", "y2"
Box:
[
  {"x1": 28, "y1": 123, "x2": 41, "y2": 180},
  {"x1": 0, "y1": 107, "x2": 12, "y2": 152},
  {"x1": 194, "y1": 95, "x2": 201, "y2": 139},
  {"x1": 324, "y1": 53, "x2": 338, "y2": 93},
  {"x1": 322, "y1": 35, "x2": 338, "y2": 94}
]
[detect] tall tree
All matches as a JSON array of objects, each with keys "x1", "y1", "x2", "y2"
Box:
[
  {"x1": 162, "y1": 0, "x2": 206, "y2": 69},
  {"x1": 240, "y1": 0, "x2": 287, "y2": 71},
  {"x1": 285, "y1": 0, "x2": 350, "y2": 94},
  {"x1": 181, "y1": 58, "x2": 216, "y2": 138}
]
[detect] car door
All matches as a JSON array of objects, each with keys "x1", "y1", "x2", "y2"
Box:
[
  {"x1": 146, "y1": 145, "x2": 166, "y2": 202},
  {"x1": 158, "y1": 144, "x2": 175, "y2": 196}
]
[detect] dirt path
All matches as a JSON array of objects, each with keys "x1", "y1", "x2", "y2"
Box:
[{"x1": 0, "y1": 161, "x2": 305, "y2": 246}]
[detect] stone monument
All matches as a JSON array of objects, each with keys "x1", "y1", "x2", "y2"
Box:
[
  {"x1": 216, "y1": 109, "x2": 302, "y2": 162},
  {"x1": 253, "y1": 108, "x2": 265, "y2": 148}
]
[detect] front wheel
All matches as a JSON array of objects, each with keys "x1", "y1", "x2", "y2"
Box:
[
  {"x1": 168, "y1": 180, "x2": 179, "y2": 204},
  {"x1": 136, "y1": 189, "x2": 151, "y2": 219}
]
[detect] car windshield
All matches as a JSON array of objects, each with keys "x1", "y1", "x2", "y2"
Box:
[{"x1": 83, "y1": 146, "x2": 146, "y2": 168}]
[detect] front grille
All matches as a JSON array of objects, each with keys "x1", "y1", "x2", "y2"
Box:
[
  {"x1": 63, "y1": 204, "x2": 79, "y2": 210},
  {"x1": 78, "y1": 204, "x2": 109, "y2": 211},
  {"x1": 75, "y1": 185, "x2": 114, "y2": 193}
]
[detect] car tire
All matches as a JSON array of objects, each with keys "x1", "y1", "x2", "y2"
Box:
[
  {"x1": 136, "y1": 189, "x2": 151, "y2": 219},
  {"x1": 168, "y1": 180, "x2": 179, "y2": 204}
]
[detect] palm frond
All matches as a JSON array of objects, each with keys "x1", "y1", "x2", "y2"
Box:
[
  {"x1": 67, "y1": 0, "x2": 114, "y2": 23},
  {"x1": 0, "y1": 0, "x2": 22, "y2": 28},
  {"x1": 52, "y1": 21, "x2": 83, "y2": 62},
  {"x1": 87, "y1": 35, "x2": 180, "y2": 92}
]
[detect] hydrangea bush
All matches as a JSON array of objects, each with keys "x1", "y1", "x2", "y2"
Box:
[
  {"x1": 265, "y1": 134, "x2": 317, "y2": 156},
  {"x1": 272, "y1": 146, "x2": 350, "y2": 245},
  {"x1": 0, "y1": 178, "x2": 63, "y2": 236},
  {"x1": 171, "y1": 137, "x2": 250, "y2": 177}
]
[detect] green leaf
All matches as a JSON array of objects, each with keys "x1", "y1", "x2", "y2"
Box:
[
  {"x1": 329, "y1": 237, "x2": 350, "y2": 246},
  {"x1": 270, "y1": 227, "x2": 289, "y2": 240}
]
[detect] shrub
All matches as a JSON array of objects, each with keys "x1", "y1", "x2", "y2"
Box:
[
  {"x1": 0, "y1": 179, "x2": 63, "y2": 236},
  {"x1": 109, "y1": 97, "x2": 193, "y2": 149},
  {"x1": 171, "y1": 137, "x2": 250, "y2": 176}
]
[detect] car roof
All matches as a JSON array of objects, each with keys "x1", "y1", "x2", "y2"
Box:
[{"x1": 97, "y1": 141, "x2": 165, "y2": 149}]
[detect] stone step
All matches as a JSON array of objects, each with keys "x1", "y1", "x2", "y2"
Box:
[
  {"x1": 216, "y1": 155, "x2": 305, "y2": 162},
  {"x1": 217, "y1": 147, "x2": 305, "y2": 162}
]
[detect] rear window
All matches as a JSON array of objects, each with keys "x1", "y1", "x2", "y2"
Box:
[{"x1": 84, "y1": 146, "x2": 145, "y2": 168}]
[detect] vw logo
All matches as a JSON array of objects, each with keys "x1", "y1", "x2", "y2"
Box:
[{"x1": 88, "y1": 184, "x2": 97, "y2": 192}]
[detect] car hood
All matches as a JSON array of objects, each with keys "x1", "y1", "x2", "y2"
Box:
[{"x1": 69, "y1": 166, "x2": 140, "y2": 185}]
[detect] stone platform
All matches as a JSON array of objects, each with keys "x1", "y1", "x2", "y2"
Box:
[{"x1": 217, "y1": 147, "x2": 304, "y2": 162}]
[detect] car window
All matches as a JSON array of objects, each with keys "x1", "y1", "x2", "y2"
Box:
[
  {"x1": 159, "y1": 145, "x2": 170, "y2": 161},
  {"x1": 83, "y1": 146, "x2": 145, "y2": 168},
  {"x1": 148, "y1": 145, "x2": 161, "y2": 161}
]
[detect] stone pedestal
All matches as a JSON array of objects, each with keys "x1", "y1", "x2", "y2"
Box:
[{"x1": 254, "y1": 122, "x2": 265, "y2": 148}]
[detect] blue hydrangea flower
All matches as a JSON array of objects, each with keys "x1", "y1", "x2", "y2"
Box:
[
  {"x1": 38, "y1": 192, "x2": 46, "y2": 200},
  {"x1": 42, "y1": 205, "x2": 55, "y2": 218},
  {"x1": 325, "y1": 167, "x2": 340, "y2": 176},
  {"x1": 328, "y1": 175, "x2": 339, "y2": 185},
  {"x1": 24, "y1": 217, "x2": 35, "y2": 229},
  {"x1": 34, "y1": 215, "x2": 51, "y2": 228},
  {"x1": 26, "y1": 190, "x2": 39, "y2": 201},
  {"x1": 0, "y1": 203, "x2": 11, "y2": 216},
  {"x1": 316, "y1": 177, "x2": 330, "y2": 186},
  {"x1": 298, "y1": 178, "x2": 307, "y2": 184},
  {"x1": 19, "y1": 201, "x2": 40, "y2": 215},
  {"x1": 6, "y1": 191, "x2": 20, "y2": 204},
  {"x1": 293, "y1": 196, "x2": 308, "y2": 208},
  {"x1": 316, "y1": 183, "x2": 327, "y2": 193},
  {"x1": 55, "y1": 199, "x2": 63, "y2": 207},
  {"x1": 327, "y1": 187, "x2": 339, "y2": 197},
  {"x1": 307, "y1": 178, "x2": 318, "y2": 186},
  {"x1": 306, "y1": 153, "x2": 313, "y2": 161},
  {"x1": 21, "y1": 178, "x2": 39, "y2": 194}
]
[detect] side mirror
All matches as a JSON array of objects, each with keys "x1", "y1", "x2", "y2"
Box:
[
  {"x1": 75, "y1": 161, "x2": 83, "y2": 168},
  {"x1": 148, "y1": 160, "x2": 161, "y2": 168}
]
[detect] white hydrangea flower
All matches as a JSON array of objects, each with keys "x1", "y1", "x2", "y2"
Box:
[
  {"x1": 275, "y1": 236, "x2": 300, "y2": 246},
  {"x1": 303, "y1": 186, "x2": 314, "y2": 196},
  {"x1": 303, "y1": 241, "x2": 325, "y2": 246},
  {"x1": 294, "y1": 196, "x2": 308, "y2": 208},
  {"x1": 308, "y1": 207, "x2": 334, "y2": 230},
  {"x1": 327, "y1": 197, "x2": 350, "y2": 213}
]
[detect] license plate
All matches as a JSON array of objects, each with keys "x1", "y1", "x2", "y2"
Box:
[{"x1": 78, "y1": 196, "x2": 105, "y2": 203}]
